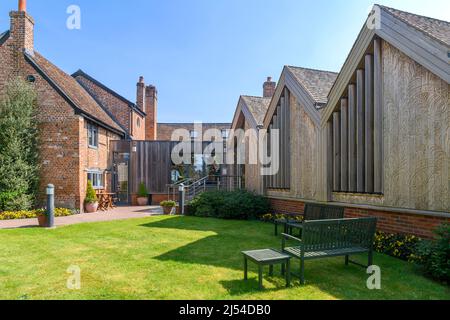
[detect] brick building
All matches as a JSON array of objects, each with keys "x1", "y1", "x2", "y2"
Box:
[{"x1": 0, "y1": 1, "x2": 231, "y2": 211}]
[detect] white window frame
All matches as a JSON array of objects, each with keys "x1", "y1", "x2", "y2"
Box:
[
  {"x1": 88, "y1": 123, "x2": 99, "y2": 148},
  {"x1": 87, "y1": 171, "x2": 104, "y2": 189}
]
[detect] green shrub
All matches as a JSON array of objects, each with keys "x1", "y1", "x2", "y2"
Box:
[
  {"x1": 84, "y1": 181, "x2": 98, "y2": 204},
  {"x1": 373, "y1": 231, "x2": 421, "y2": 261},
  {"x1": 0, "y1": 208, "x2": 76, "y2": 220},
  {"x1": 138, "y1": 182, "x2": 148, "y2": 198},
  {"x1": 413, "y1": 224, "x2": 450, "y2": 284},
  {"x1": 160, "y1": 200, "x2": 177, "y2": 208},
  {"x1": 189, "y1": 190, "x2": 270, "y2": 220},
  {"x1": 0, "y1": 78, "x2": 39, "y2": 211}
]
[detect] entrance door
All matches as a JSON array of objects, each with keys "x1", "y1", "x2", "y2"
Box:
[{"x1": 113, "y1": 152, "x2": 130, "y2": 205}]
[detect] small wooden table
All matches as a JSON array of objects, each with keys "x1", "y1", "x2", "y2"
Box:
[{"x1": 242, "y1": 249, "x2": 291, "y2": 289}]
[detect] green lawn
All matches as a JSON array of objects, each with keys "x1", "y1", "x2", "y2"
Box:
[{"x1": 0, "y1": 216, "x2": 448, "y2": 300}]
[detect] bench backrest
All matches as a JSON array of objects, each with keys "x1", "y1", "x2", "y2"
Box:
[
  {"x1": 304, "y1": 204, "x2": 345, "y2": 221},
  {"x1": 301, "y1": 217, "x2": 377, "y2": 253}
]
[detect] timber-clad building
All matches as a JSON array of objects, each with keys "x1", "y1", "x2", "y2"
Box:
[{"x1": 232, "y1": 5, "x2": 450, "y2": 239}]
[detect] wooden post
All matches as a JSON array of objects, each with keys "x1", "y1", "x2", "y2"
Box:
[
  {"x1": 280, "y1": 98, "x2": 286, "y2": 189},
  {"x1": 285, "y1": 89, "x2": 291, "y2": 189},
  {"x1": 333, "y1": 112, "x2": 341, "y2": 192},
  {"x1": 348, "y1": 84, "x2": 357, "y2": 192},
  {"x1": 356, "y1": 69, "x2": 365, "y2": 193},
  {"x1": 326, "y1": 121, "x2": 333, "y2": 198},
  {"x1": 373, "y1": 38, "x2": 383, "y2": 194},
  {"x1": 365, "y1": 54, "x2": 374, "y2": 194},
  {"x1": 340, "y1": 98, "x2": 349, "y2": 192}
]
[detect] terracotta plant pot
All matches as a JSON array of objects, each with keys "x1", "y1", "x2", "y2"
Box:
[
  {"x1": 137, "y1": 197, "x2": 148, "y2": 206},
  {"x1": 37, "y1": 214, "x2": 48, "y2": 227},
  {"x1": 163, "y1": 206, "x2": 174, "y2": 215},
  {"x1": 85, "y1": 202, "x2": 99, "y2": 213}
]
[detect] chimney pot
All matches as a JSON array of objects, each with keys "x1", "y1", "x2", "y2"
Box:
[
  {"x1": 139, "y1": 76, "x2": 144, "y2": 83},
  {"x1": 19, "y1": 0, "x2": 26, "y2": 12}
]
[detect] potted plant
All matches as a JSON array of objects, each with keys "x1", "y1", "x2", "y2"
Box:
[
  {"x1": 161, "y1": 200, "x2": 177, "y2": 215},
  {"x1": 84, "y1": 180, "x2": 98, "y2": 213},
  {"x1": 36, "y1": 209, "x2": 48, "y2": 227},
  {"x1": 137, "y1": 182, "x2": 149, "y2": 206}
]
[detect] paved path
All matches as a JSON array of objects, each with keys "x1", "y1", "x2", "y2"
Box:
[{"x1": 0, "y1": 206, "x2": 164, "y2": 230}]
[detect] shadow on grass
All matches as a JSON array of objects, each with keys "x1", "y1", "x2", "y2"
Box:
[{"x1": 139, "y1": 216, "x2": 445, "y2": 299}]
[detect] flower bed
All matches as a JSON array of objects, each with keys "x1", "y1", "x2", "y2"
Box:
[{"x1": 0, "y1": 208, "x2": 76, "y2": 221}]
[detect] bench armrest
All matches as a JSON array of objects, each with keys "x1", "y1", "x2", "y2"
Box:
[{"x1": 282, "y1": 233, "x2": 302, "y2": 243}]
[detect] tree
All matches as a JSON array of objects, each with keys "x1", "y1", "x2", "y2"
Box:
[{"x1": 0, "y1": 78, "x2": 39, "y2": 211}]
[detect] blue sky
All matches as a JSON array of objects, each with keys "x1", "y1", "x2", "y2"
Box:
[{"x1": 1, "y1": 0, "x2": 449, "y2": 123}]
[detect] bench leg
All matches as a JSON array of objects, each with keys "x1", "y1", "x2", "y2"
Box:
[
  {"x1": 281, "y1": 263, "x2": 285, "y2": 276},
  {"x1": 300, "y1": 259, "x2": 305, "y2": 285},
  {"x1": 244, "y1": 257, "x2": 248, "y2": 281},
  {"x1": 345, "y1": 255, "x2": 349, "y2": 266},
  {"x1": 258, "y1": 265, "x2": 263, "y2": 290},
  {"x1": 274, "y1": 223, "x2": 278, "y2": 236},
  {"x1": 286, "y1": 260, "x2": 291, "y2": 288},
  {"x1": 269, "y1": 265, "x2": 274, "y2": 277}
]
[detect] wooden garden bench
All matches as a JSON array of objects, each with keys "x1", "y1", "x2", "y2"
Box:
[
  {"x1": 274, "y1": 203, "x2": 345, "y2": 236},
  {"x1": 281, "y1": 217, "x2": 377, "y2": 284}
]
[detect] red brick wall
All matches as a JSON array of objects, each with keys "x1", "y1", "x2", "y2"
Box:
[{"x1": 269, "y1": 197, "x2": 450, "y2": 239}]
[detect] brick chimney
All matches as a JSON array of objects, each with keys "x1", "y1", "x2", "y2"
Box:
[
  {"x1": 145, "y1": 85, "x2": 158, "y2": 140},
  {"x1": 10, "y1": 0, "x2": 34, "y2": 53},
  {"x1": 136, "y1": 76, "x2": 145, "y2": 111},
  {"x1": 263, "y1": 77, "x2": 276, "y2": 98}
]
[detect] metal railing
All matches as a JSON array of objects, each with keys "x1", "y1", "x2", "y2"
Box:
[{"x1": 167, "y1": 175, "x2": 244, "y2": 203}]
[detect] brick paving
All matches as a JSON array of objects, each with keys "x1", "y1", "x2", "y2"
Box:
[{"x1": 0, "y1": 206, "x2": 164, "y2": 230}]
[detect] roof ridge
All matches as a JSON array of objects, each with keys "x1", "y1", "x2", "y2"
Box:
[
  {"x1": 286, "y1": 65, "x2": 338, "y2": 75},
  {"x1": 241, "y1": 95, "x2": 270, "y2": 99},
  {"x1": 377, "y1": 4, "x2": 450, "y2": 25}
]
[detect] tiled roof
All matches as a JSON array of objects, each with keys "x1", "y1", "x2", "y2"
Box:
[
  {"x1": 286, "y1": 66, "x2": 338, "y2": 105},
  {"x1": 72, "y1": 69, "x2": 146, "y2": 117},
  {"x1": 241, "y1": 95, "x2": 271, "y2": 126},
  {"x1": 380, "y1": 5, "x2": 450, "y2": 47},
  {"x1": 25, "y1": 52, "x2": 124, "y2": 134},
  {"x1": 0, "y1": 30, "x2": 10, "y2": 45}
]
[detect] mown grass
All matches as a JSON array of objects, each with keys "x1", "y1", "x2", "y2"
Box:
[{"x1": 0, "y1": 216, "x2": 448, "y2": 300}]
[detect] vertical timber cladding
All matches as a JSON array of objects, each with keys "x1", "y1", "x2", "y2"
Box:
[
  {"x1": 267, "y1": 88, "x2": 291, "y2": 190},
  {"x1": 331, "y1": 38, "x2": 383, "y2": 194},
  {"x1": 131, "y1": 141, "x2": 176, "y2": 194}
]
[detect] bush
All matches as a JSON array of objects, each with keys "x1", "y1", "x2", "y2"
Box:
[
  {"x1": 84, "y1": 181, "x2": 98, "y2": 204},
  {"x1": 373, "y1": 231, "x2": 421, "y2": 261},
  {"x1": 260, "y1": 213, "x2": 303, "y2": 223},
  {"x1": 413, "y1": 224, "x2": 450, "y2": 284},
  {"x1": 160, "y1": 200, "x2": 176, "y2": 208},
  {"x1": 0, "y1": 208, "x2": 76, "y2": 220},
  {"x1": 138, "y1": 182, "x2": 148, "y2": 198},
  {"x1": 189, "y1": 190, "x2": 270, "y2": 220},
  {"x1": 0, "y1": 78, "x2": 39, "y2": 211}
]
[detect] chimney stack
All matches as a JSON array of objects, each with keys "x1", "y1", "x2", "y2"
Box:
[
  {"x1": 136, "y1": 76, "x2": 145, "y2": 112},
  {"x1": 263, "y1": 76, "x2": 276, "y2": 98},
  {"x1": 10, "y1": 0, "x2": 34, "y2": 53},
  {"x1": 145, "y1": 85, "x2": 158, "y2": 140}
]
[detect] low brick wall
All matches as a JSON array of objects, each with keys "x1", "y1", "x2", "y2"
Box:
[{"x1": 269, "y1": 197, "x2": 450, "y2": 239}]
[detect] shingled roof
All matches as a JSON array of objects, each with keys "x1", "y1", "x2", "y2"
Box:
[
  {"x1": 24, "y1": 51, "x2": 125, "y2": 135},
  {"x1": 286, "y1": 66, "x2": 338, "y2": 105},
  {"x1": 380, "y1": 5, "x2": 450, "y2": 47},
  {"x1": 241, "y1": 96, "x2": 271, "y2": 126}
]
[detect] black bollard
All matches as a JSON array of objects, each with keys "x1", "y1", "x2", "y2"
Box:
[{"x1": 46, "y1": 184, "x2": 55, "y2": 228}]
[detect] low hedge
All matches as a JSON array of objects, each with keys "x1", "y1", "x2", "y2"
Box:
[
  {"x1": 373, "y1": 231, "x2": 421, "y2": 261},
  {"x1": 188, "y1": 190, "x2": 270, "y2": 220},
  {"x1": 0, "y1": 208, "x2": 76, "y2": 221}
]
